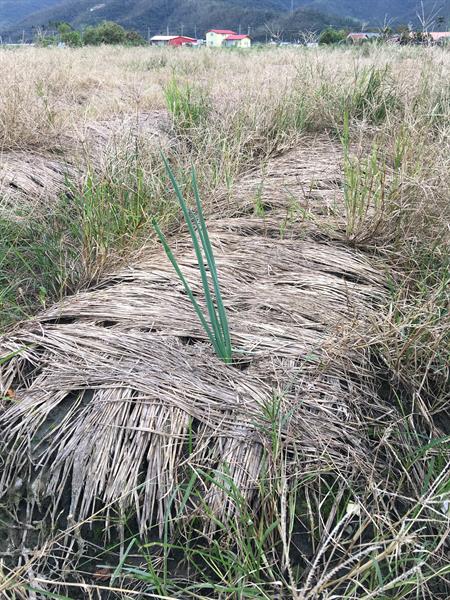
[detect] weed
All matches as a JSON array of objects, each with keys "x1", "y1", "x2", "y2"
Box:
[
  {"x1": 340, "y1": 112, "x2": 402, "y2": 245},
  {"x1": 252, "y1": 183, "x2": 266, "y2": 217},
  {"x1": 0, "y1": 209, "x2": 79, "y2": 325},
  {"x1": 0, "y1": 155, "x2": 175, "y2": 328},
  {"x1": 164, "y1": 78, "x2": 209, "y2": 130},
  {"x1": 347, "y1": 65, "x2": 400, "y2": 124}
]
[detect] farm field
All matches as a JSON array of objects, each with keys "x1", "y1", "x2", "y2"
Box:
[{"x1": 0, "y1": 45, "x2": 449, "y2": 599}]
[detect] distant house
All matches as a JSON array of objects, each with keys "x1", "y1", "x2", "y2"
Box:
[
  {"x1": 150, "y1": 35, "x2": 197, "y2": 47},
  {"x1": 347, "y1": 32, "x2": 381, "y2": 44},
  {"x1": 400, "y1": 31, "x2": 450, "y2": 45},
  {"x1": 206, "y1": 30, "x2": 252, "y2": 48},
  {"x1": 206, "y1": 30, "x2": 237, "y2": 47},
  {"x1": 430, "y1": 32, "x2": 450, "y2": 44},
  {"x1": 223, "y1": 34, "x2": 251, "y2": 48}
]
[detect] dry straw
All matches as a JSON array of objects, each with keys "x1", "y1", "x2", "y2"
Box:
[
  {"x1": 0, "y1": 44, "x2": 448, "y2": 597},
  {"x1": 0, "y1": 138, "x2": 386, "y2": 536}
]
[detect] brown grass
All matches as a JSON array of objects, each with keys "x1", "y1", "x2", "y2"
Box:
[
  {"x1": 0, "y1": 44, "x2": 449, "y2": 598},
  {"x1": 0, "y1": 137, "x2": 384, "y2": 524},
  {"x1": 0, "y1": 111, "x2": 172, "y2": 221}
]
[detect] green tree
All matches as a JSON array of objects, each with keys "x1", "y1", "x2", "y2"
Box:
[
  {"x1": 57, "y1": 22, "x2": 72, "y2": 35},
  {"x1": 35, "y1": 33, "x2": 57, "y2": 47},
  {"x1": 83, "y1": 21, "x2": 128, "y2": 45},
  {"x1": 82, "y1": 26, "x2": 100, "y2": 46},
  {"x1": 125, "y1": 30, "x2": 146, "y2": 46},
  {"x1": 57, "y1": 23, "x2": 82, "y2": 47},
  {"x1": 319, "y1": 28, "x2": 347, "y2": 45}
]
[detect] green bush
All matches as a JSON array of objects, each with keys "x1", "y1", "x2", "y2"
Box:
[
  {"x1": 319, "y1": 28, "x2": 347, "y2": 45},
  {"x1": 125, "y1": 30, "x2": 147, "y2": 46},
  {"x1": 83, "y1": 21, "x2": 145, "y2": 46},
  {"x1": 35, "y1": 20, "x2": 144, "y2": 47},
  {"x1": 58, "y1": 23, "x2": 82, "y2": 47}
]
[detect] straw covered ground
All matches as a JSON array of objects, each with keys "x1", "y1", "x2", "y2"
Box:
[
  {"x1": 0, "y1": 111, "x2": 171, "y2": 221},
  {"x1": 0, "y1": 45, "x2": 449, "y2": 599}
]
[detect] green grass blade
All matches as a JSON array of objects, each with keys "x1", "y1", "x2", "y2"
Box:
[
  {"x1": 189, "y1": 209, "x2": 231, "y2": 361},
  {"x1": 191, "y1": 170, "x2": 232, "y2": 359},
  {"x1": 110, "y1": 538, "x2": 136, "y2": 585},
  {"x1": 161, "y1": 157, "x2": 225, "y2": 350},
  {"x1": 161, "y1": 157, "x2": 231, "y2": 361},
  {"x1": 154, "y1": 155, "x2": 232, "y2": 363},
  {"x1": 151, "y1": 218, "x2": 218, "y2": 353},
  {"x1": 0, "y1": 348, "x2": 25, "y2": 366}
]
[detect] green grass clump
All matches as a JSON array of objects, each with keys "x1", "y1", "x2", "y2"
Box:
[
  {"x1": 164, "y1": 78, "x2": 209, "y2": 130},
  {"x1": 340, "y1": 112, "x2": 405, "y2": 245},
  {"x1": 0, "y1": 157, "x2": 174, "y2": 329},
  {"x1": 0, "y1": 208, "x2": 79, "y2": 325},
  {"x1": 347, "y1": 65, "x2": 400, "y2": 124},
  {"x1": 153, "y1": 158, "x2": 232, "y2": 364}
]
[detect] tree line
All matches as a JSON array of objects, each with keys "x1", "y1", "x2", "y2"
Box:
[
  {"x1": 35, "y1": 19, "x2": 448, "y2": 48},
  {"x1": 36, "y1": 21, "x2": 146, "y2": 47}
]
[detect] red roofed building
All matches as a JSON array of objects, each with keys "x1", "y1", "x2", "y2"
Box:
[
  {"x1": 206, "y1": 29, "x2": 251, "y2": 47},
  {"x1": 150, "y1": 35, "x2": 197, "y2": 47},
  {"x1": 223, "y1": 34, "x2": 252, "y2": 48},
  {"x1": 209, "y1": 30, "x2": 236, "y2": 35}
]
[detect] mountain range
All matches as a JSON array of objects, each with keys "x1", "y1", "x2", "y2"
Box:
[
  {"x1": 290, "y1": 1, "x2": 450, "y2": 24},
  {"x1": 1, "y1": 0, "x2": 449, "y2": 39}
]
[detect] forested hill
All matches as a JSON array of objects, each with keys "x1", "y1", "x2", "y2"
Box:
[
  {"x1": 285, "y1": 1, "x2": 450, "y2": 25},
  {"x1": 2, "y1": 0, "x2": 449, "y2": 38},
  {"x1": 4, "y1": 0, "x2": 358, "y2": 40},
  {"x1": 0, "y1": 1, "x2": 62, "y2": 27}
]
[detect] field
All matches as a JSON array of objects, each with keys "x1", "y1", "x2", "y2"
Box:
[{"x1": 0, "y1": 44, "x2": 449, "y2": 599}]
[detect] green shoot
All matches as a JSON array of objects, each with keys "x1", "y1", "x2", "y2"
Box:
[{"x1": 152, "y1": 158, "x2": 232, "y2": 364}]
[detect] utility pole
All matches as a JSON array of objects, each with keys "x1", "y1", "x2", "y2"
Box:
[
  {"x1": 166, "y1": 24, "x2": 170, "y2": 36},
  {"x1": 147, "y1": 27, "x2": 150, "y2": 42},
  {"x1": 181, "y1": 23, "x2": 184, "y2": 36},
  {"x1": 248, "y1": 26, "x2": 251, "y2": 36},
  {"x1": 194, "y1": 24, "x2": 197, "y2": 39},
  {"x1": 239, "y1": 23, "x2": 241, "y2": 34}
]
